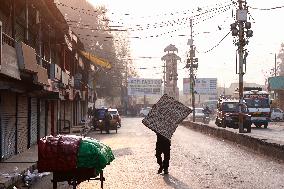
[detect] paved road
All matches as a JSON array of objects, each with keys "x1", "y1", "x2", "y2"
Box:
[{"x1": 20, "y1": 117, "x2": 284, "y2": 189}]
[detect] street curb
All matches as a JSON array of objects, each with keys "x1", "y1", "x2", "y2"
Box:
[
  {"x1": 181, "y1": 121, "x2": 284, "y2": 162},
  {"x1": 0, "y1": 127, "x2": 89, "y2": 189},
  {"x1": 0, "y1": 164, "x2": 37, "y2": 189}
]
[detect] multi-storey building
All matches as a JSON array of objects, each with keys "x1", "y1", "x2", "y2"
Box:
[{"x1": 0, "y1": 0, "x2": 99, "y2": 160}]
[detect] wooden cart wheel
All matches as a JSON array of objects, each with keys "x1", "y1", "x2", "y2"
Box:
[{"x1": 72, "y1": 180, "x2": 77, "y2": 189}]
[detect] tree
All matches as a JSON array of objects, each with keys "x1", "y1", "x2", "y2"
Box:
[{"x1": 57, "y1": 0, "x2": 137, "y2": 103}]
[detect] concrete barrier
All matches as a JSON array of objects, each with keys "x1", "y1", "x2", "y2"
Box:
[{"x1": 182, "y1": 121, "x2": 284, "y2": 162}]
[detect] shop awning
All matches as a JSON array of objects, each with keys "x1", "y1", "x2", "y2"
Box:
[{"x1": 79, "y1": 50, "x2": 112, "y2": 69}]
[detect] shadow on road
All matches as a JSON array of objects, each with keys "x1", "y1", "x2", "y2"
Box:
[
  {"x1": 163, "y1": 174, "x2": 191, "y2": 189},
  {"x1": 112, "y1": 147, "x2": 133, "y2": 157},
  {"x1": 251, "y1": 127, "x2": 273, "y2": 131}
]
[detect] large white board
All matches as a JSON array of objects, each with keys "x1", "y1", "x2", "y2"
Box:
[
  {"x1": 183, "y1": 78, "x2": 217, "y2": 95},
  {"x1": 128, "y1": 78, "x2": 162, "y2": 96}
]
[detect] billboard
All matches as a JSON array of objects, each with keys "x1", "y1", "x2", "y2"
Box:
[
  {"x1": 128, "y1": 78, "x2": 162, "y2": 96},
  {"x1": 183, "y1": 78, "x2": 217, "y2": 95}
]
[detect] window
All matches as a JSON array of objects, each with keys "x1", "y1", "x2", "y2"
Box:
[
  {"x1": 222, "y1": 103, "x2": 238, "y2": 112},
  {"x1": 245, "y1": 98, "x2": 269, "y2": 108}
]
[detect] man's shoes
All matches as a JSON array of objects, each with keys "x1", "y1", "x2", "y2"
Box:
[
  {"x1": 157, "y1": 166, "x2": 163, "y2": 174},
  {"x1": 164, "y1": 168, "x2": 169, "y2": 174}
]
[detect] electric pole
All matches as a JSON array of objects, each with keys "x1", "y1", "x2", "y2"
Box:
[
  {"x1": 125, "y1": 61, "x2": 128, "y2": 115},
  {"x1": 230, "y1": 0, "x2": 253, "y2": 133},
  {"x1": 274, "y1": 53, "x2": 277, "y2": 77},
  {"x1": 186, "y1": 19, "x2": 198, "y2": 122}
]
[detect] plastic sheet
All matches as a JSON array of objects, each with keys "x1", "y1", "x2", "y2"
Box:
[
  {"x1": 77, "y1": 137, "x2": 115, "y2": 172},
  {"x1": 38, "y1": 135, "x2": 82, "y2": 172}
]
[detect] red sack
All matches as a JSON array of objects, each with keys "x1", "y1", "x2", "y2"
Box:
[{"x1": 38, "y1": 135, "x2": 82, "y2": 172}]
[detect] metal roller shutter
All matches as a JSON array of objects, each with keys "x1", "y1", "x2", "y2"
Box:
[
  {"x1": 39, "y1": 100, "x2": 46, "y2": 138},
  {"x1": 30, "y1": 98, "x2": 37, "y2": 145},
  {"x1": 17, "y1": 95, "x2": 28, "y2": 153},
  {"x1": 1, "y1": 92, "x2": 16, "y2": 159}
]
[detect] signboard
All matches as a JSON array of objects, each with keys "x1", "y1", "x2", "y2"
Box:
[
  {"x1": 1, "y1": 44, "x2": 21, "y2": 80},
  {"x1": 244, "y1": 94, "x2": 269, "y2": 98},
  {"x1": 183, "y1": 78, "x2": 217, "y2": 95},
  {"x1": 16, "y1": 42, "x2": 38, "y2": 73},
  {"x1": 33, "y1": 65, "x2": 48, "y2": 86},
  {"x1": 127, "y1": 78, "x2": 162, "y2": 96}
]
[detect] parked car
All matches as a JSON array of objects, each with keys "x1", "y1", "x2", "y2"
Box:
[
  {"x1": 271, "y1": 108, "x2": 284, "y2": 121},
  {"x1": 188, "y1": 108, "x2": 208, "y2": 123},
  {"x1": 108, "y1": 108, "x2": 121, "y2": 127},
  {"x1": 139, "y1": 107, "x2": 152, "y2": 117}
]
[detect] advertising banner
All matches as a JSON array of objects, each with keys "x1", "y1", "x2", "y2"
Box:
[
  {"x1": 183, "y1": 78, "x2": 217, "y2": 95},
  {"x1": 128, "y1": 78, "x2": 162, "y2": 96}
]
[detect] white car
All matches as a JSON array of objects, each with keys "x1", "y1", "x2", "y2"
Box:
[
  {"x1": 271, "y1": 108, "x2": 284, "y2": 121},
  {"x1": 139, "y1": 107, "x2": 152, "y2": 117},
  {"x1": 188, "y1": 108, "x2": 205, "y2": 122}
]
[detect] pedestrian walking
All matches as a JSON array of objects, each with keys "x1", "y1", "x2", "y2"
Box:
[
  {"x1": 155, "y1": 133, "x2": 171, "y2": 174},
  {"x1": 104, "y1": 109, "x2": 112, "y2": 134},
  {"x1": 92, "y1": 108, "x2": 98, "y2": 130}
]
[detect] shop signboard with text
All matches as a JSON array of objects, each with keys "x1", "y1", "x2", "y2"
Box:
[{"x1": 128, "y1": 78, "x2": 162, "y2": 96}]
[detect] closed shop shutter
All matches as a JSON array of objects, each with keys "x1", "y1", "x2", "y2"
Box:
[
  {"x1": 17, "y1": 95, "x2": 28, "y2": 153},
  {"x1": 66, "y1": 101, "x2": 72, "y2": 128},
  {"x1": 1, "y1": 92, "x2": 16, "y2": 159},
  {"x1": 30, "y1": 98, "x2": 37, "y2": 145},
  {"x1": 39, "y1": 100, "x2": 46, "y2": 138}
]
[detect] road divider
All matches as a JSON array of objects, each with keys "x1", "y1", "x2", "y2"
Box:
[{"x1": 181, "y1": 121, "x2": 284, "y2": 162}]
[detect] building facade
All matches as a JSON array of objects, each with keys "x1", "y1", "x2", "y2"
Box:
[{"x1": 0, "y1": 0, "x2": 96, "y2": 160}]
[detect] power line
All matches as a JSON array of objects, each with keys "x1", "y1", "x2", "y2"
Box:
[
  {"x1": 202, "y1": 31, "x2": 231, "y2": 53},
  {"x1": 56, "y1": 1, "x2": 233, "y2": 32},
  {"x1": 71, "y1": 6, "x2": 231, "y2": 40},
  {"x1": 56, "y1": 1, "x2": 232, "y2": 21},
  {"x1": 248, "y1": 5, "x2": 284, "y2": 10}
]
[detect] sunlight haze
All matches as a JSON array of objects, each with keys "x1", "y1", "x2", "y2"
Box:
[{"x1": 88, "y1": 0, "x2": 284, "y2": 89}]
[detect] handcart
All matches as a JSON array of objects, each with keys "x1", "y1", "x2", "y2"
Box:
[
  {"x1": 38, "y1": 135, "x2": 114, "y2": 189},
  {"x1": 52, "y1": 168, "x2": 105, "y2": 189}
]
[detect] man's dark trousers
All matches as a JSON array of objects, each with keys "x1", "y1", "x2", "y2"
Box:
[{"x1": 156, "y1": 134, "x2": 171, "y2": 170}]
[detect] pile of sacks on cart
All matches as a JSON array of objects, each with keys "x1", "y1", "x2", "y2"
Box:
[{"x1": 38, "y1": 135, "x2": 115, "y2": 173}]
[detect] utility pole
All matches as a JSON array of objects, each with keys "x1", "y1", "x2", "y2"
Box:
[
  {"x1": 231, "y1": 0, "x2": 253, "y2": 133},
  {"x1": 190, "y1": 20, "x2": 195, "y2": 122},
  {"x1": 238, "y1": 8, "x2": 245, "y2": 133},
  {"x1": 274, "y1": 53, "x2": 277, "y2": 77},
  {"x1": 186, "y1": 19, "x2": 198, "y2": 122},
  {"x1": 163, "y1": 61, "x2": 166, "y2": 94},
  {"x1": 125, "y1": 61, "x2": 128, "y2": 115}
]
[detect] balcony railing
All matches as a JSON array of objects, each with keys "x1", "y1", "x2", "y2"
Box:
[{"x1": 2, "y1": 33, "x2": 15, "y2": 47}]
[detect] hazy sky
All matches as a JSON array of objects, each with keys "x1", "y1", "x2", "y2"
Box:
[{"x1": 88, "y1": 0, "x2": 284, "y2": 89}]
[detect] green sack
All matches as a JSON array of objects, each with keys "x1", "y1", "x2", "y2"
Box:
[{"x1": 77, "y1": 137, "x2": 115, "y2": 172}]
